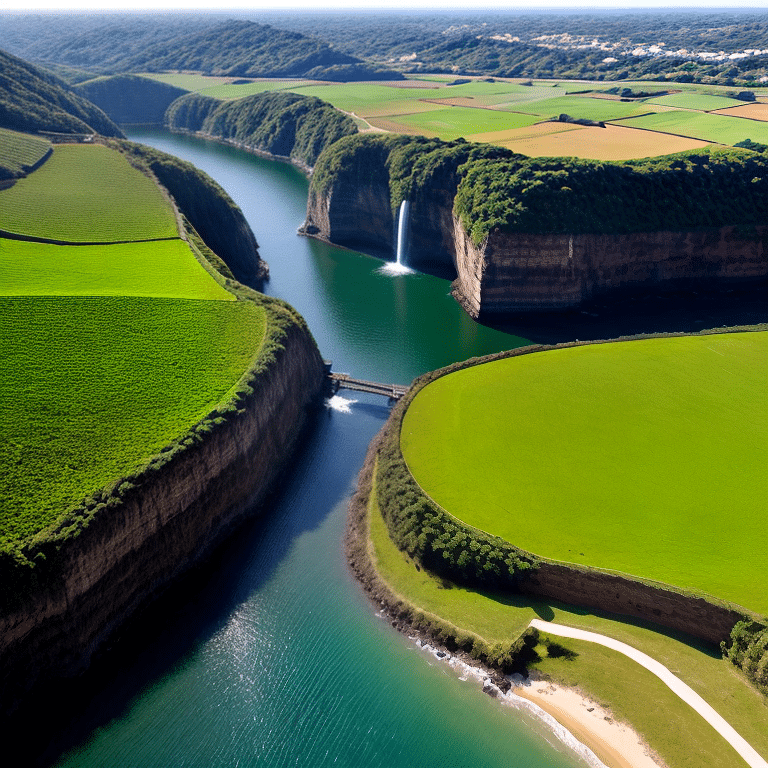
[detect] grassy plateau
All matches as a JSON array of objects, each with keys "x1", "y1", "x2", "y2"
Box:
[
  {"x1": 0, "y1": 137, "x2": 267, "y2": 551},
  {"x1": 369, "y1": 465, "x2": 768, "y2": 768},
  {"x1": 401, "y1": 332, "x2": 768, "y2": 615}
]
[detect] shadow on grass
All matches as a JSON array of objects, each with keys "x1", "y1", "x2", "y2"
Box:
[{"x1": 473, "y1": 586, "x2": 722, "y2": 659}]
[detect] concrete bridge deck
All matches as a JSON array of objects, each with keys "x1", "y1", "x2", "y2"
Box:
[{"x1": 328, "y1": 372, "x2": 408, "y2": 401}]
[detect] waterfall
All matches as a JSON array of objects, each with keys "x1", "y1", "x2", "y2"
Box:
[{"x1": 395, "y1": 200, "x2": 410, "y2": 267}]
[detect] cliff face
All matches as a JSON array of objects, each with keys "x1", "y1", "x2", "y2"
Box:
[
  {"x1": 0, "y1": 309, "x2": 324, "y2": 716},
  {"x1": 305, "y1": 173, "x2": 394, "y2": 255},
  {"x1": 304, "y1": 174, "x2": 458, "y2": 272},
  {"x1": 452, "y1": 224, "x2": 768, "y2": 316}
]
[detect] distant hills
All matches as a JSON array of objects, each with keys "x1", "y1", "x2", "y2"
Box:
[
  {"x1": 0, "y1": 49, "x2": 123, "y2": 137},
  {"x1": 0, "y1": 17, "x2": 402, "y2": 83}
]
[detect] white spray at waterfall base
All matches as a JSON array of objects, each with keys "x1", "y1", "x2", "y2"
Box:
[{"x1": 379, "y1": 200, "x2": 415, "y2": 275}]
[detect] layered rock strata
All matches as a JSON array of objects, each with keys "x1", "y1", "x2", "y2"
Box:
[
  {"x1": 452, "y1": 222, "x2": 768, "y2": 317},
  {"x1": 0, "y1": 304, "x2": 324, "y2": 716}
]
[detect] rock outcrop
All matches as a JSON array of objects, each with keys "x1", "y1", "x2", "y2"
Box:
[{"x1": 0, "y1": 299, "x2": 324, "y2": 717}]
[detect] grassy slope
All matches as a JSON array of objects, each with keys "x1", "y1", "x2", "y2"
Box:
[
  {"x1": 0, "y1": 296, "x2": 265, "y2": 545},
  {"x1": 369, "y1": 486, "x2": 768, "y2": 768},
  {"x1": 0, "y1": 238, "x2": 233, "y2": 300},
  {"x1": 0, "y1": 127, "x2": 51, "y2": 176},
  {"x1": 0, "y1": 144, "x2": 178, "y2": 241},
  {"x1": 401, "y1": 333, "x2": 768, "y2": 615}
]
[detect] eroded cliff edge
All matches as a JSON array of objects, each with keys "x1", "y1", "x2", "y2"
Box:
[
  {"x1": 304, "y1": 134, "x2": 768, "y2": 315},
  {"x1": 0, "y1": 291, "x2": 325, "y2": 718}
]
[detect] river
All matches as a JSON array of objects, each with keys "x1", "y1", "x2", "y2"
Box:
[{"x1": 45, "y1": 128, "x2": 594, "y2": 768}]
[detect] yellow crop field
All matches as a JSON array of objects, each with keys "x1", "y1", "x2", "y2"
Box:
[
  {"x1": 484, "y1": 123, "x2": 712, "y2": 160},
  {"x1": 712, "y1": 102, "x2": 768, "y2": 121}
]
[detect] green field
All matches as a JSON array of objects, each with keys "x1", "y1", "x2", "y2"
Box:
[
  {"x1": 0, "y1": 296, "x2": 265, "y2": 544},
  {"x1": 617, "y1": 110, "x2": 768, "y2": 145},
  {"x1": 369, "y1": 478, "x2": 768, "y2": 768},
  {"x1": 646, "y1": 93, "x2": 748, "y2": 111},
  {"x1": 393, "y1": 107, "x2": 541, "y2": 140},
  {"x1": 0, "y1": 139, "x2": 268, "y2": 548},
  {"x1": 512, "y1": 94, "x2": 652, "y2": 121},
  {"x1": 0, "y1": 127, "x2": 51, "y2": 176},
  {"x1": 401, "y1": 333, "x2": 768, "y2": 614},
  {"x1": 0, "y1": 143, "x2": 178, "y2": 242},
  {"x1": 0, "y1": 238, "x2": 233, "y2": 300}
]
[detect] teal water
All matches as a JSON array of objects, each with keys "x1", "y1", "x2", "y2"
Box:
[{"x1": 51, "y1": 128, "x2": 591, "y2": 768}]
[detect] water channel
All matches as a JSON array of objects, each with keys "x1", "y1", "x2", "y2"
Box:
[{"x1": 48, "y1": 128, "x2": 600, "y2": 767}]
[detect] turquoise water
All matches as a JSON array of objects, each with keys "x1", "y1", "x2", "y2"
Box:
[{"x1": 51, "y1": 128, "x2": 590, "y2": 768}]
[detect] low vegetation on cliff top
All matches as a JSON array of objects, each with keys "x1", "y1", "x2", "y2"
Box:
[{"x1": 400, "y1": 332, "x2": 768, "y2": 615}]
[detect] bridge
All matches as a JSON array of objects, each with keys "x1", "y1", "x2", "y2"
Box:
[{"x1": 327, "y1": 372, "x2": 408, "y2": 401}]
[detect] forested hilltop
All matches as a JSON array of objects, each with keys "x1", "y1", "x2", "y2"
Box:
[
  {"x1": 268, "y1": 9, "x2": 768, "y2": 85},
  {"x1": 166, "y1": 90, "x2": 356, "y2": 168},
  {"x1": 311, "y1": 133, "x2": 768, "y2": 242},
  {"x1": 0, "y1": 48, "x2": 123, "y2": 137},
  {"x1": 0, "y1": 15, "x2": 401, "y2": 83}
]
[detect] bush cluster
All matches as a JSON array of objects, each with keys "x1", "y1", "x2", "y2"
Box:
[{"x1": 724, "y1": 620, "x2": 768, "y2": 692}]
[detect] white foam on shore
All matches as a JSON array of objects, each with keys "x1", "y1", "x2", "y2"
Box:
[
  {"x1": 409, "y1": 636, "x2": 610, "y2": 768},
  {"x1": 324, "y1": 395, "x2": 358, "y2": 413}
]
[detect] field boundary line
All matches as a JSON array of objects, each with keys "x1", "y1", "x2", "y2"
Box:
[
  {"x1": 0, "y1": 229, "x2": 181, "y2": 247},
  {"x1": 529, "y1": 619, "x2": 768, "y2": 768}
]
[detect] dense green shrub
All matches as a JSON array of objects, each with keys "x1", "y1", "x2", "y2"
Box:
[
  {"x1": 454, "y1": 149, "x2": 768, "y2": 243},
  {"x1": 165, "y1": 93, "x2": 219, "y2": 133},
  {"x1": 724, "y1": 620, "x2": 768, "y2": 692}
]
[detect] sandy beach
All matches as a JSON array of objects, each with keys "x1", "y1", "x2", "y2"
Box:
[{"x1": 513, "y1": 679, "x2": 664, "y2": 768}]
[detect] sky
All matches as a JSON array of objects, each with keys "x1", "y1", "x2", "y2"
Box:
[{"x1": 1, "y1": 1, "x2": 767, "y2": 10}]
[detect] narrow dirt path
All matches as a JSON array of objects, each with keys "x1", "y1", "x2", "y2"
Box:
[{"x1": 529, "y1": 619, "x2": 768, "y2": 768}]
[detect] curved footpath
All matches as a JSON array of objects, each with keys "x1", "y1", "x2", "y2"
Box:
[{"x1": 529, "y1": 620, "x2": 768, "y2": 768}]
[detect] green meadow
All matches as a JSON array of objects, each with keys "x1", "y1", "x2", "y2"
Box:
[
  {"x1": 394, "y1": 107, "x2": 541, "y2": 140},
  {"x1": 0, "y1": 127, "x2": 50, "y2": 175},
  {"x1": 401, "y1": 332, "x2": 768, "y2": 615},
  {"x1": 0, "y1": 143, "x2": 178, "y2": 242},
  {"x1": 0, "y1": 238, "x2": 233, "y2": 300},
  {"x1": 0, "y1": 296, "x2": 265, "y2": 544},
  {"x1": 618, "y1": 110, "x2": 768, "y2": 145},
  {"x1": 0, "y1": 138, "x2": 267, "y2": 549},
  {"x1": 369, "y1": 483, "x2": 768, "y2": 768},
  {"x1": 512, "y1": 94, "x2": 650, "y2": 121}
]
